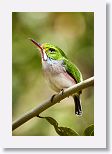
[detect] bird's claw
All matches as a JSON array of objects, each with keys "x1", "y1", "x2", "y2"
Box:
[
  {"x1": 51, "y1": 94, "x2": 56, "y2": 103},
  {"x1": 51, "y1": 89, "x2": 64, "y2": 103},
  {"x1": 61, "y1": 89, "x2": 64, "y2": 95},
  {"x1": 51, "y1": 93, "x2": 61, "y2": 103}
]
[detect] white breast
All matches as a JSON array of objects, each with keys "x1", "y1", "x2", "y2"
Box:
[{"x1": 42, "y1": 59, "x2": 76, "y2": 92}]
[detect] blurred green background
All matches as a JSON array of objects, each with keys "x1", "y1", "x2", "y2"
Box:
[{"x1": 12, "y1": 12, "x2": 94, "y2": 136}]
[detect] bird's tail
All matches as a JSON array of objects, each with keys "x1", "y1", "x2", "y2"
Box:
[{"x1": 73, "y1": 94, "x2": 82, "y2": 116}]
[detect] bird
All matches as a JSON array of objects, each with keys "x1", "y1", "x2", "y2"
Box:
[{"x1": 29, "y1": 38, "x2": 83, "y2": 116}]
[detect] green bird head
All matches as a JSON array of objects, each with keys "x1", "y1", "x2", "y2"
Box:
[
  {"x1": 29, "y1": 38, "x2": 67, "y2": 61},
  {"x1": 30, "y1": 38, "x2": 83, "y2": 84}
]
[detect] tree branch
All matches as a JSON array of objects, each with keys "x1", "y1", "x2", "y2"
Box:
[{"x1": 12, "y1": 76, "x2": 94, "y2": 131}]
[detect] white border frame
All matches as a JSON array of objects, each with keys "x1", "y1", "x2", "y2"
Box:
[{"x1": 0, "y1": 0, "x2": 106, "y2": 148}]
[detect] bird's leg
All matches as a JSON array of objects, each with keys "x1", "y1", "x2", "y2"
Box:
[
  {"x1": 61, "y1": 89, "x2": 69, "y2": 98},
  {"x1": 61, "y1": 89, "x2": 64, "y2": 95},
  {"x1": 51, "y1": 89, "x2": 64, "y2": 103},
  {"x1": 56, "y1": 89, "x2": 64, "y2": 103}
]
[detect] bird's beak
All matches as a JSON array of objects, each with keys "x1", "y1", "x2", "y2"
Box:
[
  {"x1": 29, "y1": 38, "x2": 43, "y2": 51},
  {"x1": 29, "y1": 38, "x2": 47, "y2": 61}
]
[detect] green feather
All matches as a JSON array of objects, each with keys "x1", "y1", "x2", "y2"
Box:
[
  {"x1": 63, "y1": 59, "x2": 83, "y2": 83},
  {"x1": 42, "y1": 42, "x2": 83, "y2": 83}
]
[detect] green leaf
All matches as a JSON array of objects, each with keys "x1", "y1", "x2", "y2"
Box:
[
  {"x1": 38, "y1": 116, "x2": 79, "y2": 136},
  {"x1": 56, "y1": 126, "x2": 79, "y2": 136},
  {"x1": 90, "y1": 130, "x2": 94, "y2": 136},
  {"x1": 44, "y1": 117, "x2": 58, "y2": 127},
  {"x1": 83, "y1": 124, "x2": 94, "y2": 136}
]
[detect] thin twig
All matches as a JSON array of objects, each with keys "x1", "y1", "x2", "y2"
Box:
[{"x1": 12, "y1": 76, "x2": 94, "y2": 131}]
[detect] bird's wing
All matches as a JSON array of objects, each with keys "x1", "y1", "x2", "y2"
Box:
[{"x1": 63, "y1": 59, "x2": 83, "y2": 84}]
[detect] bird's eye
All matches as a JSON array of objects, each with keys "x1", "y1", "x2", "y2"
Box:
[{"x1": 49, "y1": 48, "x2": 55, "y2": 52}]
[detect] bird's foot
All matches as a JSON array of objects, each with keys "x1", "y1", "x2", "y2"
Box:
[
  {"x1": 51, "y1": 94, "x2": 56, "y2": 103},
  {"x1": 61, "y1": 89, "x2": 64, "y2": 95},
  {"x1": 51, "y1": 93, "x2": 61, "y2": 103},
  {"x1": 50, "y1": 89, "x2": 64, "y2": 103}
]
